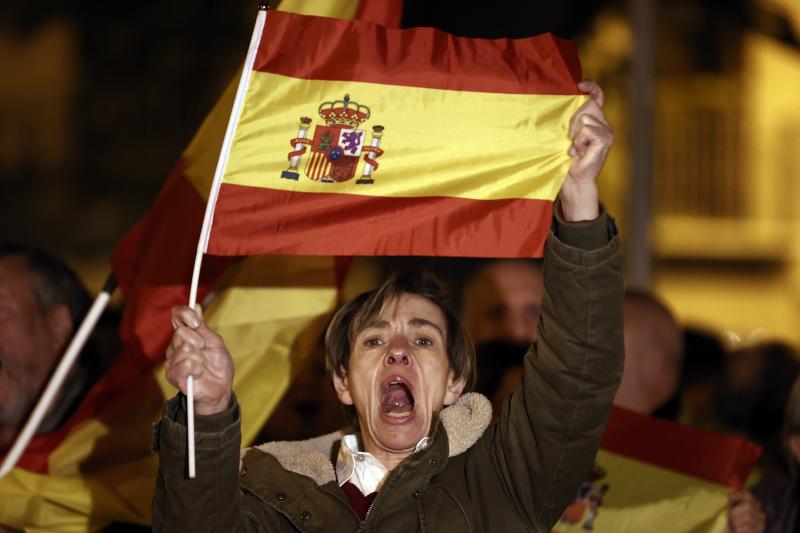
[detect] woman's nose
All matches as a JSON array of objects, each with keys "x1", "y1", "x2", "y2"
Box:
[
  {"x1": 387, "y1": 353, "x2": 410, "y2": 365},
  {"x1": 386, "y1": 338, "x2": 411, "y2": 365}
]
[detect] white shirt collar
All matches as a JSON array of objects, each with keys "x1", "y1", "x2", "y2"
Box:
[{"x1": 335, "y1": 434, "x2": 429, "y2": 496}]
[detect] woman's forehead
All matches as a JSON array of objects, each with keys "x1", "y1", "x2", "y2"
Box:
[{"x1": 357, "y1": 292, "x2": 447, "y2": 335}]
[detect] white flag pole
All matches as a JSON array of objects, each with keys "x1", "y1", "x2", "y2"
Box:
[
  {"x1": 0, "y1": 275, "x2": 117, "y2": 479},
  {"x1": 185, "y1": 5, "x2": 268, "y2": 479}
]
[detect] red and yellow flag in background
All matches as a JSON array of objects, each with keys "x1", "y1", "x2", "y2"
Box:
[
  {"x1": 554, "y1": 407, "x2": 762, "y2": 533},
  {"x1": 206, "y1": 10, "x2": 585, "y2": 258}
]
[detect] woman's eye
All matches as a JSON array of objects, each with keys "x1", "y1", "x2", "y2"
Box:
[
  {"x1": 365, "y1": 338, "x2": 383, "y2": 346},
  {"x1": 416, "y1": 337, "x2": 433, "y2": 346}
]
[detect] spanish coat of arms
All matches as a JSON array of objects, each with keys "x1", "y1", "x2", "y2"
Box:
[{"x1": 280, "y1": 94, "x2": 384, "y2": 184}]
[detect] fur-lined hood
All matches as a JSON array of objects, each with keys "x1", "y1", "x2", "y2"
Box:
[{"x1": 245, "y1": 392, "x2": 492, "y2": 486}]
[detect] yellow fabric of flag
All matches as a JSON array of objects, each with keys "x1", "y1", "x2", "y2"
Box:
[
  {"x1": 225, "y1": 73, "x2": 584, "y2": 201},
  {"x1": 554, "y1": 451, "x2": 730, "y2": 533},
  {"x1": 277, "y1": 0, "x2": 360, "y2": 19}
]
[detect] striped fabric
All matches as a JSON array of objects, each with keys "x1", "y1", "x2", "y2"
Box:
[
  {"x1": 554, "y1": 406, "x2": 762, "y2": 533},
  {"x1": 207, "y1": 10, "x2": 586, "y2": 258}
]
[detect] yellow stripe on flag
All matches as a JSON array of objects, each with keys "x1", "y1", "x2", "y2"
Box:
[
  {"x1": 182, "y1": 75, "x2": 238, "y2": 201},
  {"x1": 0, "y1": 464, "x2": 155, "y2": 533},
  {"x1": 0, "y1": 389, "x2": 164, "y2": 530},
  {"x1": 553, "y1": 450, "x2": 731, "y2": 533},
  {"x1": 276, "y1": 0, "x2": 360, "y2": 20},
  {"x1": 223, "y1": 72, "x2": 586, "y2": 201}
]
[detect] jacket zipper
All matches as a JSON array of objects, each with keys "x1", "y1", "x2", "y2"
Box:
[
  {"x1": 356, "y1": 447, "x2": 428, "y2": 530},
  {"x1": 359, "y1": 499, "x2": 375, "y2": 530}
]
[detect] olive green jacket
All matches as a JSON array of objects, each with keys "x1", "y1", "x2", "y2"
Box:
[{"x1": 152, "y1": 212, "x2": 624, "y2": 532}]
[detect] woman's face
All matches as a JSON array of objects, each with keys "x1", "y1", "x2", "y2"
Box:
[{"x1": 332, "y1": 293, "x2": 465, "y2": 458}]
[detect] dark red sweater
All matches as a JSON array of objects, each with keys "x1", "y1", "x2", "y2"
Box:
[{"x1": 341, "y1": 481, "x2": 378, "y2": 520}]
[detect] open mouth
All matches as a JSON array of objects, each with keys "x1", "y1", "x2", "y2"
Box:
[{"x1": 380, "y1": 377, "x2": 415, "y2": 419}]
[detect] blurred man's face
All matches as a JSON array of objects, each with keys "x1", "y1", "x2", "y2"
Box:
[
  {"x1": 463, "y1": 261, "x2": 543, "y2": 345},
  {"x1": 333, "y1": 293, "x2": 465, "y2": 457},
  {"x1": 616, "y1": 298, "x2": 682, "y2": 415},
  {"x1": 0, "y1": 258, "x2": 66, "y2": 431}
]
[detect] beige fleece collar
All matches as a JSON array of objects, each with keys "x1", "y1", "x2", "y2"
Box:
[{"x1": 247, "y1": 392, "x2": 492, "y2": 486}]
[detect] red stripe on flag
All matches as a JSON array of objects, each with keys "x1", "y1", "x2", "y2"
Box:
[
  {"x1": 601, "y1": 406, "x2": 762, "y2": 488},
  {"x1": 255, "y1": 11, "x2": 582, "y2": 95},
  {"x1": 355, "y1": 0, "x2": 403, "y2": 28},
  {"x1": 112, "y1": 163, "x2": 233, "y2": 370},
  {"x1": 206, "y1": 183, "x2": 553, "y2": 258}
]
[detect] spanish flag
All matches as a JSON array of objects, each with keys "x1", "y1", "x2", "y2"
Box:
[
  {"x1": 205, "y1": 9, "x2": 586, "y2": 258},
  {"x1": 554, "y1": 407, "x2": 762, "y2": 533}
]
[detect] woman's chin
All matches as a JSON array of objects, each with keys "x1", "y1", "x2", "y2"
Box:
[{"x1": 370, "y1": 412, "x2": 429, "y2": 453}]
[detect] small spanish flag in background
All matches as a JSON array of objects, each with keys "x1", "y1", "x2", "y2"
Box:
[
  {"x1": 206, "y1": 9, "x2": 586, "y2": 258},
  {"x1": 554, "y1": 407, "x2": 762, "y2": 533}
]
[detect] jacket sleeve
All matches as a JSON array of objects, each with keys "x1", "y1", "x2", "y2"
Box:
[
  {"x1": 151, "y1": 393, "x2": 261, "y2": 532},
  {"x1": 492, "y1": 207, "x2": 624, "y2": 531}
]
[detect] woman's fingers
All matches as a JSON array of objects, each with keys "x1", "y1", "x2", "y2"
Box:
[
  {"x1": 171, "y1": 305, "x2": 203, "y2": 330},
  {"x1": 165, "y1": 350, "x2": 207, "y2": 392}
]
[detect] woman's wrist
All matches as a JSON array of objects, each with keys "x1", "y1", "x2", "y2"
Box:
[{"x1": 559, "y1": 178, "x2": 599, "y2": 222}]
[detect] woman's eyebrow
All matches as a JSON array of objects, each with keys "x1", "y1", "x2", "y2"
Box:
[
  {"x1": 408, "y1": 318, "x2": 444, "y2": 337},
  {"x1": 362, "y1": 319, "x2": 389, "y2": 330}
]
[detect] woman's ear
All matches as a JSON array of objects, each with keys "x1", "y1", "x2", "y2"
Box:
[
  {"x1": 443, "y1": 371, "x2": 466, "y2": 406},
  {"x1": 332, "y1": 371, "x2": 354, "y2": 406}
]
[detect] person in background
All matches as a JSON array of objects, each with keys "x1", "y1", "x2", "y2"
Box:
[
  {"x1": 472, "y1": 286, "x2": 683, "y2": 420},
  {"x1": 461, "y1": 260, "x2": 543, "y2": 345},
  {"x1": 461, "y1": 259, "x2": 544, "y2": 416},
  {"x1": 0, "y1": 243, "x2": 102, "y2": 452},
  {"x1": 752, "y1": 375, "x2": 800, "y2": 532},
  {"x1": 715, "y1": 341, "x2": 800, "y2": 476},
  {"x1": 610, "y1": 292, "x2": 767, "y2": 533},
  {"x1": 0, "y1": 243, "x2": 125, "y2": 533},
  {"x1": 678, "y1": 327, "x2": 728, "y2": 430},
  {"x1": 461, "y1": 261, "x2": 544, "y2": 415},
  {"x1": 613, "y1": 289, "x2": 683, "y2": 418}
]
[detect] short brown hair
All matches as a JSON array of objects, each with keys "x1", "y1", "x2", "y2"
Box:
[
  {"x1": 325, "y1": 271, "x2": 476, "y2": 393},
  {"x1": 0, "y1": 242, "x2": 90, "y2": 332}
]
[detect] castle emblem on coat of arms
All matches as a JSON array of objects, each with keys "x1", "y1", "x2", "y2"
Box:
[
  {"x1": 558, "y1": 464, "x2": 610, "y2": 531},
  {"x1": 280, "y1": 94, "x2": 385, "y2": 184}
]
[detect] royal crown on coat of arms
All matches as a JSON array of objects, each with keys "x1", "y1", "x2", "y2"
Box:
[{"x1": 280, "y1": 94, "x2": 385, "y2": 184}]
